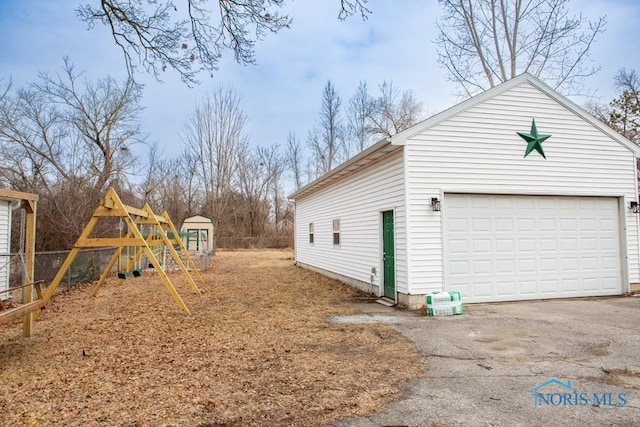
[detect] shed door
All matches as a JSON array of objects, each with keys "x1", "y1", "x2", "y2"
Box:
[{"x1": 444, "y1": 194, "x2": 622, "y2": 303}]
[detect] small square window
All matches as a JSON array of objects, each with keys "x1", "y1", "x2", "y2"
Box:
[
  {"x1": 309, "y1": 223, "x2": 314, "y2": 244},
  {"x1": 333, "y1": 219, "x2": 340, "y2": 246}
]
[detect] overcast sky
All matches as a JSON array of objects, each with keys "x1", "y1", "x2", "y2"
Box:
[{"x1": 1, "y1": 0, "x2": 639, "y2": 164}]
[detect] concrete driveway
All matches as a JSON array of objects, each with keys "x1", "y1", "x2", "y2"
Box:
[{"x1": 331, "y1": 297, "x2": 640, "y2": 427}]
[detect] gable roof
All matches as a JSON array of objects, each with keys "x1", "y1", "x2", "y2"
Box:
[
  {"x1": 288, "y1": 73, "x2": 640, "y2": 201},
  {"x1": 391, "y1": 73, "x2": 640, "y2": 155}
]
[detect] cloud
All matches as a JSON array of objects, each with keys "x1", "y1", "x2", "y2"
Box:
[{"x1": 0, "y1": 0, "x2": 638, "y2": 164}]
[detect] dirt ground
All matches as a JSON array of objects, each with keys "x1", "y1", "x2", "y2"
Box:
[{"x1": 0, "y1": 250, "x2": 424, "y2": 426}]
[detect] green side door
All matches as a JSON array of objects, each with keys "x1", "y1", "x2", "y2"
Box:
[{"x1": 382, "y1": 210, "x2": 395, "y2": 299}]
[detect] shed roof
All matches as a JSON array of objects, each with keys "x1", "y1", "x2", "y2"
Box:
[{"x1": 182, "y1": 215, "x2": 213, "y2": 224}]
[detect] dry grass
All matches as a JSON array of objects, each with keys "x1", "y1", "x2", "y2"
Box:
[{"x1": 0, "y1": 250, "x2": 424, "y2": 426}]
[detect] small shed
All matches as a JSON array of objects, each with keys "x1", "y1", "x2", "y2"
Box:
[
  {"x1": 289, "y1": 74, "x2": 640, "y2": 309},
  {"x1": 180, "y1": 215, "x2": 214, "y2": 254}
]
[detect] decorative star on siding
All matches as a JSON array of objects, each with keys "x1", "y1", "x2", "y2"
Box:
[{"x1": 517, "y1": 119, "x2": 551, "y2": 159}]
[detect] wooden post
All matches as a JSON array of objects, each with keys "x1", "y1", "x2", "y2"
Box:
[{"x1": 22, "y1": 199, "x2": 37, "y2": 338}]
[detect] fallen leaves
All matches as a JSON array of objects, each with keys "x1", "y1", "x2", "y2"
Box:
[{"x1": 0, "y1": 250, "x2": 423, "y2": 426}]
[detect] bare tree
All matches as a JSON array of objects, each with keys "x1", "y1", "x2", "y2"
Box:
[
  {"x1": 346, "y1": 80, "x2": 374, "y2": 155},
  {"x1": 615, "y1": 69, "x2": 640, "y2": 94},
  {"x1": 368, "y1": 80, "x2": 423, "y2": 139},
  {"x1": 608, "y1": 69, "x2": 640, "y2": 144},
  {"x1": 181, "y1": 86, "x2": 247, "y2": 253},
  {"x1": 77, "y1": 1, "x2": 372, "y2": 85},
  {"x1": 267, "y1": 146, "x2": 287, "y2": 233},
  {"x1": 284, "y1": 132, "x2": 304, "y2": 190},
  {"x1": 34, "y1": 58, "x2": 142, "y2": 193},
  {"x1": 307, "y1": 81, "x2": 345, "y2": 177},
  {"x1": 139, "y1": 141, "x2": 167, "y2": 206},
  {"x1": 436, "y1": 0, "x2": 606, "y2": 96},
  {"x1": 338, "y1": 0, "x2": 372, "y2": 20},
  {"x1": 150, "y1": 152, "x2": 204, "y2": 225},
  {"x1": 0, "y1": 60, "x2": 144, "y2": 249},
  {"x1": 235, "y1": 144, "x2": 283, "y2": 237}
]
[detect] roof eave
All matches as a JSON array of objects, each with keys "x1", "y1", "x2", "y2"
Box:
[{"x1": 288, "y1": 137, "x2": 399, "y2": 200}]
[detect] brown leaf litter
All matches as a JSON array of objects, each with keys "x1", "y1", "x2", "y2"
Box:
[{"x1": 0, "y1": 250, "x2": 424, "y2": 426}]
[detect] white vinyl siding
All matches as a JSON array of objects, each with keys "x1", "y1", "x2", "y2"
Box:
[
  {"x1": 0, "y1": 201, "x2": 11, "y2": 298},
  {"x1": 444, "y1": 194, "x2": 622, "y2": 302},
  {"x1": 294, "y1": 150, "x2": 407, "y2": 293},
  {"x1": 404, "y1": 81, "x2": 639, "y2": 295}
]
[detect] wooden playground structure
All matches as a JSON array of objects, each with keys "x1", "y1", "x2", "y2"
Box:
[{"x1": 1, "y1": 187, "x2": 204, "y2": 337}]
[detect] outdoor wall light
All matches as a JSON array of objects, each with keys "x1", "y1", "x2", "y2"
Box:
[
  {"x1": 630, "y1": 201, "x2": 639, "y2": 214},
  {"x1": 431, "y1": 197, "x2": 441, "y2": 212}
]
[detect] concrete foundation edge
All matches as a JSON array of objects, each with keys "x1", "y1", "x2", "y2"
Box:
[{"x1": 294, "y1": 261, "x2": 427, "y2": 310}]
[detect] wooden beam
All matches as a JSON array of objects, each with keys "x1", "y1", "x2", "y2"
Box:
[
  {"x1": 142, "y1": 244, "x2": 190, "y2": 315},
  {"x1": 76, "y1": 237, "x2": 148, "y2": 248},
  {"x1": 0, "y1": 300, "x2": 45, "y2": 326},
  {"x1": 0, "y1": 188, "x2": 38, "y2": 203},
  {"x1": 42, "y1": 214, "x2": 101, "y2": 306},
  {"x1": 122, "y1": 204, "x2": 149, "y2": 219}
]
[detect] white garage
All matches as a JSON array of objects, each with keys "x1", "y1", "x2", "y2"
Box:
[
  {"x1": 444, "y1": 194, "x2": 622, "y2": 303},
  {"x1": 290, "y1": 74, "x2": 640, "y2": 309}
]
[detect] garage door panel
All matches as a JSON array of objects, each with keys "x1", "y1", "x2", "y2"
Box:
[
  {"x1": 539, "y1": 238, "x2": 557, "y2": 251},
  {"x1": 496, "y1": 239, "x2": 514, "y2": 252},
  {"x1": 540, "y1": 258, "x2": 558, "y2": 271},
  {"x1": 601, "y1": 238, "x2": 617, "y2": 250},
  {"x1": 496, "y1": 259, "x2": 515, "y2": 273},
  {"x1": 474, "y1": 282, "x2": 492, "y2": 297},
  {"x1": 497, "y1": 281, "x2": 516, "y2": 295},
  {"x1": 519, "y1": 259, "x2": 536, "y2": 273},
  {"x1": 448, "y1": 239, "x2": 468, "y2": 254},
  {"x1": 602, "y1": 277, "x2": 620, "y2": 290},
  {"x1": 561, "y1": 238, "x2": 577, "y2": 250},
  {"x1": 472, "y1": 218, "x2": 491, "y2": 232},
  {"x1": 473, "y1": 260, "x2": 492, "y2": 274},
  {"x1": 519, "y1": 239, "x2": 536, "y2": 252},
  {"x1": 541, "y1": 279, "x2": 560, "y2": 293},
  {"x1": 444, "y1": 194, "x2": 622, "y2": 303},
  {"x1": 520, "y1": 280, "x2": 537, "y2": 295},
  {"x1": 562, "y1": 258, "x2": 578, "y2": 271},
  {"x1": 539, "y1": 218, "x2": 557, "y2": 231},
  {"x1": 600, "y1": 218, "x2": 617, "y2": 229},
  {"x1": 560, "y1": 218, "x2": 578, "y2": 231},
  {"x1": 562, "y1": 279, "x2": 579, "y2": 292},
  {"x1": 583, "y1": 278, "x2": 599, "y2": 291},
  {"x1": 473, "y1": 239, "x2": 491, "y2": 253}
]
